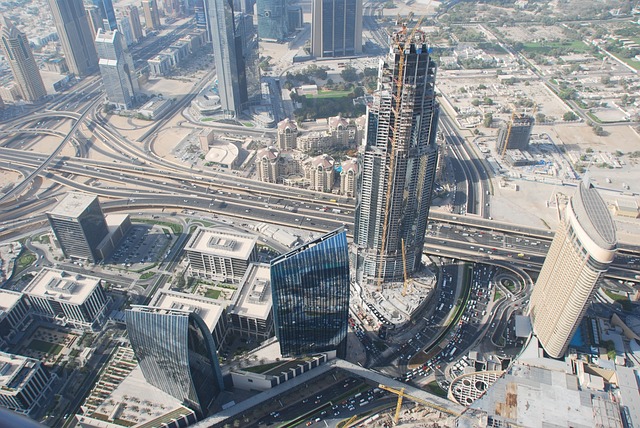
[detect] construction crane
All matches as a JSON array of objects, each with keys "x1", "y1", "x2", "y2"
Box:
[
  {"x1": 377, "y1": 384, "x2": 461, "y2": 425},
  {"x1": 376, "y1": 20, "x2": 423, "y2": 292},
  {"x1": 401, "y1": 238, "x2": 410, "y2": 297}
]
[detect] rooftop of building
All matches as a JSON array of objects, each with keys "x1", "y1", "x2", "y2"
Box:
[
  {"x1": 308, "y1": 154, "x2": 334, "y2": 170},
  {"x1": 230, "y1": 263, "x2": 272, "y2": 321},
  {"x1": 0, "y1": 289, "x2": 23, "y2": 313},
  {"x1": 277, "y1": 118, "x2": 297, "y2": 131},
  {"x1": 185, "y1": 227, "x2": 257, "y2": 260},
  {"x1": 465, "y1": 337, "x2": 623, "y2": 428},
  {"x1": 77, "y1": 364, "x2": 195, "y2": 427},
  {"x1": 257, "y1": 146, "x2": 279, "y2": 160},
  {"x1": 573, "y1": 179, "x2": 617, "y2": 250},
  {"x1": 23, "y1": 268, "x2": 102, "y2": 305},
  {"x1": 47, "y1": 192, "x2": 99, "y2": 219},
  {"x1": 0, "y1": 352, "x2": 38, "y2": 391},
  {"x1": 95, "y1": 28, "x2": 117, "y2": 43},
  {"x1": 149, "y1": 289, "x2": 228, "y2": 333}
]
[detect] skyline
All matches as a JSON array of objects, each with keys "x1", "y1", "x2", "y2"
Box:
[{"x1": 0, "y1": 0, "x2": 639, "y2": 426}]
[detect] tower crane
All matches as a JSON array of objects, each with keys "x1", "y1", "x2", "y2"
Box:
[
  {"x1": 377, "y1": 384, "x2": 461, "y2": 425},
  {"x1": 376, "y1": 20, "x2": 423, "y2": 292}
]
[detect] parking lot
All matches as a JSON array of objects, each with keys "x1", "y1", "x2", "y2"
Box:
[{"x1": 108, "y1": 225, "x2": 174, "y2": 269}]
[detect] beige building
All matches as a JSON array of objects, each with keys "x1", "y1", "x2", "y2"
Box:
[
  {"x1": 328, "y1": 115, "x2": 356, "y2": 147},
  {"x1": 185, "y1": 227, "x2": 258, "y2": 281},
  {"x1": 340, "y1": 158, "x2": 358, "y2": 197},
  {"x1": 297, "y1": 131, "x2": 332, "y2": 152},
  {"x1": 529, "y1": 180, "x2": 617, "y2": 359},
  {"x1": 277, "y1": 118, "x2": 297, "y2": 150},
  {"x1": 305, "y1": 154, "x2": 335, "y2": 192},
  {"x1": 256, "y1": 146, "x2": 282, "y2": 183}
]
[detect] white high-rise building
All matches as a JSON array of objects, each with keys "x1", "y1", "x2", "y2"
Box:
[{"x1": 529, "y1": 179, "x2": 617, "y2": 359}]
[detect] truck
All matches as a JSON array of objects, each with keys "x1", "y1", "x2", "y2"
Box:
[{"x1": 332, "y1": 208, "x2": 341, "y2": 214}]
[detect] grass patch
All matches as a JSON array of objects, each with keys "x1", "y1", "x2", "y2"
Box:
[
  {"x1": 307, "y1": 90, "x2": 353, "y2": 99},
  {"x1": 609, "y1": 53, "x2": 640, "y2": 71},
  {"x1": 587, "y1": 111, "x2": 603, "y2": 124},
  {"x1": 242, "y1": 122, "x2": 255, "y2": 127},
  {"x1": 243, "y1": 361, "x2": 284, "y2": 374},
  {"x1": 16, "y1": 252, "x2": 36, "y2": 272},
  {"x1": 201, "y1": 117, "x2": 214, "y2": 122},
  {"x1": 140, "y1": 271, "x2": 155, "y2": 280},
  {"x1": 424, "y1": 381, "x2": 448, "y2": 398},
  {"x1": 204, "y1": 289, "x2": 221, "y2": 299},
  {"x1": 521, "y1": 40, "x2": 589, "y2": 54},
  {"x1": 494, "y1": 290, "x2": 503, "y2": 302},
  {"x1": 28, "y1": 339, "x2": 63, "y2": 355},
  {"x1": 605, "y1": 290, "x2": 628, "y2": 302}
]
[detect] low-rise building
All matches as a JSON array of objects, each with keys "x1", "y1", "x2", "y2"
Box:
[
  {"x1": 23, "y1": 268, "x2": 109, "y2": 330},
  {"x1": 229, "y1": 263, "x2": 274, "y2": 341},
  {"x1": 0, "y1": 352, "x2": 56, "y2": 417},
  {"x1": 185, "y1": 228, "x2": 258, "y2": 282},
  {"x1": 0, "y1": 290, "x2": 30, "y2": 348}
]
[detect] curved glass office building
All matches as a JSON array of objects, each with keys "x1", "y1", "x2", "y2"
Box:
[
  {"x1": 125, "y1": 307, "x2": 224, "y2": 418},
  {"x1": 271, "y1": 229, "x2": 350, "y2": 358}
]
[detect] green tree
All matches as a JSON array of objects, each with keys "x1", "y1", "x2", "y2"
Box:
[
  {"x1": 563, "y1": 111, "x2": 578, "y2": 121},
  {"x1": 340, "y1": 66, "x2": 358, "y2": 82},
  {"x1": 483, "y1": 112, "x2": 493, "y2": 127}
]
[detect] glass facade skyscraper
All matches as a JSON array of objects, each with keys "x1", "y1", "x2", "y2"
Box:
[
  {"x1": 95, "y1": 29, "x2": 139, "y2": 109},
  {"x1": 311, "y1": 0, "x2": 362, "y2": 57},
  {"x1": 270, "y1": 229, "x2": 350, "y2": 358},
  {"x1": 256, "y1": 0, "x2": 287, "y2": 41},
  {"x1": 126, "y1": 307, "x2": 224, "y2": 418},
  {"x1": 205, "y1": 0, "x2": 248, "y2": 117}
]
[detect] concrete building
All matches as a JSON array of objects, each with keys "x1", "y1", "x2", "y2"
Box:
[
  {"x1": 142, "y1": 0, "x2": 162, "y2": 30},
  {"x1": 47, "y1": 0, "x2": 99, "y2": 76},
  {"x1": 24, "y1": 268, "x2": 109, "y2": 330},
  {"x1": 205, "y1": 0, "x2": 252, "y2": 117},
  {"x1": 529, "y1": 179, "x2": 617, "y2": 359},
  {"x1": 328, "y1": 115, "x2": 355, "y2": 147},
  {"x1": 256, "y1": 146, "x2": 282, "y2": 183},
  {"x1": 305, "y1": 154, "x2": 335, "y2": 192},
  {"x1": 85, "y1": 5, "x2": 103, "y2": 38},
  {"x1": 276, "y1": 118, "x2": 297, "y2": 150},
  {"x1": 311, "y1": 0, "x2": 362, "y2": 57},
  {"x1": 497, "y1": 114, "x2": 534, "y2": 157},
  {"x1": 185, "y1": 227, "x2": 258, "y2": 281},
  {"x1": 46, "y1": 192, "x2": 109, "y2": 262},
  {"x1": 340, "y1": 158, "x2": 358, "y2": 197},
  {"x1": 354, "y1": 30, "x2": 440, "y2": 286},
  {"x1": 95, "y1": 29, "x2": 139, "y2": 109},
  {"x1": 123, "y1": 5, "x2": 144, "y2": 43},
  {"x1": 0, "y1": 290, "x2": 30, "y2": 348},
  {"x1": 256, "y1": 0, "x2": 287, "y2": 41},
  {"x1": 229, "y1": 263, "x2": 274, "y2": 341},
  {"x1": 297, "y1": 131, "x2": 332, "y2": 152},
  {"x1": 0, "y1": 17, "x2": 47, "y2": 102},
  {"x1": 147, "y1": 54, "x2": 172, "y2": 76},
  {"x1": 271, "y1": 229, "x2": 350, "y2": 358},
  {"x1": 117, "y1": 17, "x2": 134, "y2": 46},
  {"x1": 126, "y1": 306, "x2": 223, "y2": 418},
  {"x1": 0, "y1": 352, "x2": 55, "y2": 417}
]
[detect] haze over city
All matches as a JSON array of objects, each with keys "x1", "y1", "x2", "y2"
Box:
[{"x1": 0, "y1": 0, "x2": 639, "y2": 427}]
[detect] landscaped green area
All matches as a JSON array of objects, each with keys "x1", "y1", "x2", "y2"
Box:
[
  {"x1": 16, "y1": 252, "x2": 36, "y2": 272},
  {"x1": 242, "y1": 361, "x2": 284, "y2": 374},
  {"x1": 521, "y1": 40, "x2": 590, "y2": 54},
  {"x1": 424, "y1": 381, "x2": 448, "y2": 398},
  {"x1": 140, "y1": 272, "x2": 155, "y2": 280},
  {"x1": 605, "y1": 290, "x2": 634, "y2": 311},
  {"x1": 204, "y1": 289, "x2": 221, "y2": 299},
  {"x1": 494, "y1": 290, "x2": 503, "y2": 302},
  {"x1": 307, "y1": 89, "x2": 353, "y2": 99},
  {"x1": 28, "y1": 339, "x2": 63, "y2": 355},
  {"x1": 610, "y1": 53, "x2": 640, "y2": 71}
]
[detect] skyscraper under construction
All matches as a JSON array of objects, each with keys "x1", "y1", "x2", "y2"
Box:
[{"x1": 354, "y1": 29, "x2": 439, "y2": 287}]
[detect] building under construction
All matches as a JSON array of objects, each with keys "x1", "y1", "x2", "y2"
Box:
[
  {"x1": 496, "y1": 114, "x2": 534, "y2": 157},
  {"x1": 354, "y1": 28, "x2": 439, "y2": 287}
]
